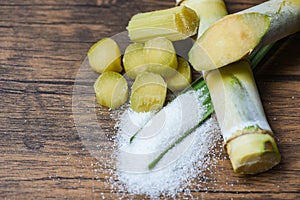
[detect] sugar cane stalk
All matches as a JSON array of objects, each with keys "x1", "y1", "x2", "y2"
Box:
[
  {"x1": 184, "y1": 0, "x2": 283, "y2": 174},
  {"x1": 189, "y1": 0, "x2": 300, "y2": 71}
]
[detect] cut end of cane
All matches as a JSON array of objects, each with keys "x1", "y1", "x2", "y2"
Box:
[
  {"x1": 189, "y1": 13, "x2": 270, "y2": 71},
  {"x1": 226, "y1": 133, "x2": 281, "y2": 175}
]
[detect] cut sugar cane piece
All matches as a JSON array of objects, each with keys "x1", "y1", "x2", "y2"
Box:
[
  {"x1": 166, "y1": 57, "x2": 192, "y2": 91},
  {"x1": 205, "y1": 60, "x2": 281, "y2": 174},
  {"x1": 189, "y1": 13, "x2": 270, "y2": 71},
  {"x1": 179, "y1": 0, "x2": 228, "y2": 37},
  {"x1": 144, "y1": 37, "x2": 178, "y2": 78},
  {"x1": 123, "y1": 38, "x2": 178, "y2": 79},
  {"x1": 88, "y1": 38, "x2": 122, "y2": 73},
  {"x1": 123, "y1": 43, "x2": 146, "y2": 79},
  {"x1": 189, "y1": 0, "x2": 300, "y2": 71},
  {"x1": 127, "y1": 6, "x2": 199, "y2": 42},
  {"x1": 94, "y1": 71, "x2": 128, "y2": 109},
  {"x1": 130, "y1": 72, "x2": 167, "y2": 112}
]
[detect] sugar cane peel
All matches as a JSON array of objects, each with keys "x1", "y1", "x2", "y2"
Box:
[
  {"x1": 130, "y1": 72, "x2": 167, "y2": 112},
  {"x1": 94, "y1": 71, "x2": 128, "y2": 109},
  {"x1": 88, "y1": 38, "x2": 122, "y2": 73},
  {"x1": 205, "y1": 60, "x2": 281, "y2": 174},
  {"x1": 189, "y1": 0, "x2": 300, "y2": 71},
  {"x1": 127, "y1": 6, "x2": 199, "y2": 42}
]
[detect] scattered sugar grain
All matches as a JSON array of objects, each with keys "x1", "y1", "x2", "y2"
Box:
[
  {"x1": 110, "y1": 90, "x2": 221, "y2": 198},
  {"x1": 114, "y1": 118, "x2": 220, "y2": 198}
]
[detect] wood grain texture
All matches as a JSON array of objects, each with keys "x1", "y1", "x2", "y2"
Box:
[{"x1": 0, "y1": 0, "x2": 299, "y2": 199}]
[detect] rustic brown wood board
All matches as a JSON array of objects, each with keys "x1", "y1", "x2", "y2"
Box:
[{"x1": 0, "y1": 0, "x2": 299, "y2": 199}]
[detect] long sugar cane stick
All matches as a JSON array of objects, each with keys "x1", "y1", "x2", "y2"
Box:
[
  {"x1": 205, "y1": 60, "x2": 281, "y2": 174},
  {"x1": 179, "y1": 0, "x2": 281, "y2": 174},
  {"x1": 189, "y1": 0, "x2": 300, "y2": 71}
]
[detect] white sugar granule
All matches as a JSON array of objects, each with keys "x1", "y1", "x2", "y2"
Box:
[{"x1": 110, "y1": 89, "x2": 221, "y2": 198}]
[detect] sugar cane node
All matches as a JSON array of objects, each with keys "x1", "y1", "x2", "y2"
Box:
[{"x1": 224, "y1": 125, "x2": 274, "y2": 146}]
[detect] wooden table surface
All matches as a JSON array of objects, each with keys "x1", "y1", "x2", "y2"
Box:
[{"x1": 1, "y1": 0, "x2": 299, "y2": 199}]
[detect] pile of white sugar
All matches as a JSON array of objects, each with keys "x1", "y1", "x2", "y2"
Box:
[{"x1": 110, "y1": 89, "x2": 221, "y2": 198}]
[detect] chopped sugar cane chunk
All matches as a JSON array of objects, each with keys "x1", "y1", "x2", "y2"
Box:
[
  {"x1": 123, "y1": 43, "x2": 146, "y2": 79},
  {"x1": 94, "y1": 71, "x2": 128, "y2": 109},
  {"x1": 127, "y1": 6, "x2": 199, "y2": 42},
  {"x1": 88, "y1": 38, "x2": 122, "y2": 73},
  {"x1": 130, "y1": 72, "x2": 167, "y2": 112},
  {"x1": 144, "y1": 37, "x2": 178, "y2": 78},
  {"x1": 166, "y1": 57, "x2": 192, "y2": 91},
  {"x1": 123, "y1": 37, "x2": 178, "y2": 79}
]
